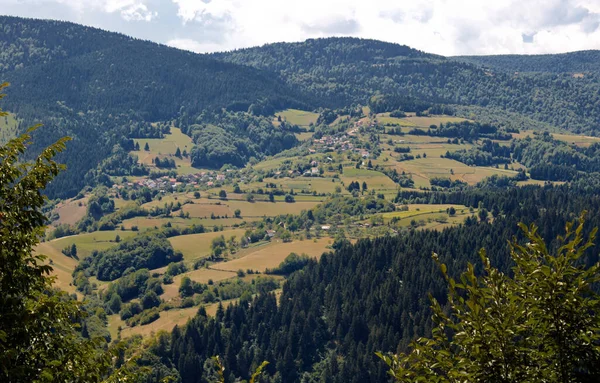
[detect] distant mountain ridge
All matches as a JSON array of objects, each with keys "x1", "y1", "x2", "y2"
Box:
[
  {"x1": 215, "y1": 37, "x2": 600, "y2": 136},
  {"x1": 454, "y1": 50, "x2": 600, "y2": 73}
]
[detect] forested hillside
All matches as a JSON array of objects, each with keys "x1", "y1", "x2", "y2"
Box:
[
  {"x1": 215, "y1": 38, "x2": 600, "y2": 135},
  {"x1": 456, "y1": 50, "x2": 600, "y2": 73},
  {"x1": 0, "y1": 16, "x2": 309, "y2": 198}
]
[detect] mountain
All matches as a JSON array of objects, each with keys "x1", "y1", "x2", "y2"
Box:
[
  {"x1": 0, "y1": 16, "x2": 309, "y2": 198},
  {"x1": 455, "y1": 50, "x2": 600, "y2": 73},
  {"x1": 215, "y1": 37, "x2": 600, "y2": 135},
  {"x1": 0, "y1": 16, "x2": 309, "y2": 119}
]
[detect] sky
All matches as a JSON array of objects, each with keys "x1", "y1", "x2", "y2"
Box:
[{"x1": 2, "y1": 0, "x2": 600, "y2": 56}]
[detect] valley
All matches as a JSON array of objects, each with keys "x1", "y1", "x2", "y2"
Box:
[
  {"x1": 3, "y1": 14, "x2": 600, "y2": 383},
  {"x1": 39, "y1": 106, "x2": 577, "y2": 341}
]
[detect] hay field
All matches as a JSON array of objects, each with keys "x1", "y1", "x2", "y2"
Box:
[
  {"x1": 47, "y1": 230, "x2": 137, "y2": 259},
  {"x1": 132, "y1": 127, "x2": 196, "y2": 175},
  {"x1": 276, "y1": 109, "x2": 319, "y2": 127},
  {"x1": 35, "y1": 242, "x2": 79, "y2": 294},
  {"x1": 213, "y1": 238, "x2": 331, "y2": 273},
  {"x1": 169, "y1": 229, "x2": 247, "y2": 261},
  {"x1": 392, "y1": 158, "x2": 518, "y2": 187},
  {"x1": 340, "y1": 168, "x2": 397, "y2": 191},
  {"x1": 52, "y1": 197, "x2": 88, "y2": 226}
]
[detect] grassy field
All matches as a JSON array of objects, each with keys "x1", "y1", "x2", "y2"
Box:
[
  {"x1": 340, "y1": 168, "x2": 398, "y2": 192},
  {"x1": 276, "y1": 109, "x2": 319, "y2": 127},
  {"x1": 169, "y1": 229, "x2": 247, "y2": 261},
  {"x1": 295, "y1": 132, "x2": 314, "y2": 141},
  {"x1": 114, "y1": 296, "x2": 242, "y2": 338},
  {"x1": 225, "y1": 200, "x2": 319, "y2": 217},
  {"x1": 47, "y1": 230, "x2": 137, "y2": 259},
  {"x1": 182, "y1": 201, "x2": 234, "y2": 218},
  {"x1": 251, "y1": 157, "x2": 290, "y2": 171},
  {"x1": 132, "y1": 127, "x2": 196, "y2": 175},
  {"x1": 511, "y1": 130, "x2": 600, "y2": 147},
  {"x1": 124, "y1": 216, "x2": 262, "y2": 230},
  {"x1": 381, "y1": 134, "x2": 451, "y2": 144},
  {"x1": 36, "y1": 242, "x2": 79, "y2": 294},
  {"x1": 376, "y1": 115, "x2": 415, "y2": 126},
  {"x1": 377, "y1": 114, "x2": 466, "y2": 128},
  {"x1": 115, "y1": 306, "x2": 199, "y2": 338},
  {"x1": 213, "y1": 237, "x2": 331, "y2": 273},
  {"x1": 552, "y1": 133, "x2": 600, "y2": 147},
  {"x1": 381, "y1": 204, "x2": 470, "y2": 220},
  {"x1": 121, "y1": 216, "x2": 199, "y2": 229},
  {"x1": 139, "y1": 193, "x2": 195, "y2": 208},
  {"x1": 374, "y1": 204, "x2": 473, "y2": 230},
  {"x1": 389, "y1": 157, "x2": 518, "y2": 187},
  {"x1": 160, "y1": 269, "x2": 238, "y2": 301},
  {"x1": 37, "y1": 231, "x2": 136, "y2": 294},
  {"x1": 403, "y1": 116, "x2": 467, "y2": 127},
  {"x1": 404, "y1": 143, "x2": 473, "y2": 158},
  {"x1": 148, "y1": 195, "x2": 322, "y2": 219},
  {"x1": 260, "y1": 176, "x2": 341, "y2": 194},
  {"x1": 52, "y1": 197, "x2": 88, "y2": 226}
]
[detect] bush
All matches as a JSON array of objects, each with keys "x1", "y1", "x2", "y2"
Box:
[
  {"x1": 120, "y1": 302, "x2": 142, "y2": 320},
  {"x1": 180, "y1": 297, "x2": 195, "y2": 308},
  {"x1": 266, "y1": 252, "x2": 311, "y2": 275},
  {"x1": 141, "y1": 291, "x2": 161, "y2": 310}
]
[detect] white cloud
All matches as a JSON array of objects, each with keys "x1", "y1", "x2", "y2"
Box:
[
  {"x1": 167, "y1": 38, "x2": 224, "y2": 52},
  {"x1": 15, "y1": 0, "x2": 158, "y2": 22},
  {"x1": 4, "y1": 0, "x2": 600, "y2": 55}
]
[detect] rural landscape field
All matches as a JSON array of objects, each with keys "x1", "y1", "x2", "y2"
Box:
[{"x1": 4, "y1": 7, "x2": 600, "y2": 383}]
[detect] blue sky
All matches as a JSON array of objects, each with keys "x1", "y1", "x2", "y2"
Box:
[{"x1": 3, "y1": 0, "x2": 600, "y2": 55}]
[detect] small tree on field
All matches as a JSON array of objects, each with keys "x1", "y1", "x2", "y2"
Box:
[{"x1": 379, "y1": 214, "x2": 600, "y2": 383}]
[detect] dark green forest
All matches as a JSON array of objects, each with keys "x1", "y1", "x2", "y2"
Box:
[{"x1": 456, "y1": 50, "x2": 600, "y2": 73}]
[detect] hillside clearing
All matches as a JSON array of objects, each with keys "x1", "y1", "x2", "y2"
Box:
[{"x1": 213, "y1": 238, "x2": 331, "y2": 273}]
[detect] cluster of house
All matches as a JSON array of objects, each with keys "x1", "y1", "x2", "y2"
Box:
[
  {"x1": 311, "y1": 134, "x2": 354, "y2": 153},
  {"x1": 113, "y1": 171, "x2": 230, "y2": 192}
]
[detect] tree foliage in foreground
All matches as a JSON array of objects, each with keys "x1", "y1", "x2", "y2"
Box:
[
  {"x1": 0, "y1": 82, "x2": 113, "y2": 382},
  {"x1": 379, "y1": 214, "x2": 600, "y2": 383}
]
